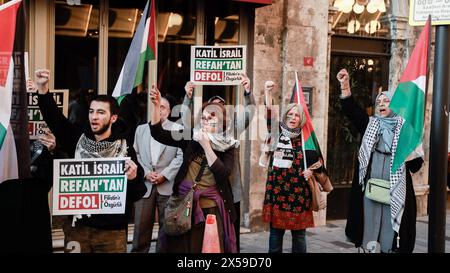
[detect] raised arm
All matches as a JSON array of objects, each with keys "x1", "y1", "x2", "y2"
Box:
[
  {"x1": 209, "y1": 148, "x2": 235, "y2": 186},
  {"x1": 149, "y1": 85, "x2": 188, "y2": 149},
  {"x1": 264, "y1": 80, "x2": 278, "y2": 134},
  {"x1": 236, "y1": 74, "x2": 256, "y2": 134},
  {"x1": 33, "y1": 69, "x2": 82, "y2": 156},
  {"x1": 337, "y1": 69, "x2": 369, "y2": 134},
  {"x1": 180, "y1": 81, "x2": 195, "y2": 129}
]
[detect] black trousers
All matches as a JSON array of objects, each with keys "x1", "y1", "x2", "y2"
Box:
[{"x1": 234, "y1": 202, "x2": 240, "y2": 253}]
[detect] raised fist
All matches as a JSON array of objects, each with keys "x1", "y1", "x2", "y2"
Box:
[
  {"x1": 35, "y1": 69, "x2": 50, "y2": 94},
  {"x1": 264, "y1": 81, "x2": 275, "y2": 93},
  {"x1": 336, "y1": 69, "x2": 350, "y2": 90},
  {"x1": 184, "y1": 81, "x2": 195, "y2": 99}
]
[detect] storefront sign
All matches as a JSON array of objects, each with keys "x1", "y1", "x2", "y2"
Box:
[
  {"x1": 190, "y1": 45, "x2": 247, "y2": 85},
  {"x1": 28, "y1": 89, "x2": 69, "y2": 139},
  {"x1": 409, "y1": 0, "x2": 450, "y2": 26},
  {"x1": 52, "y1": 158, "x2": 129, "y2": 215}
]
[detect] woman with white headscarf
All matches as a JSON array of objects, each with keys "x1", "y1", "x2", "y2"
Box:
[
  {"x1": 260, "y1": 81, "x2": 323, "y2": 253},
  {"x1": 149, "y1": 86, "x2": 239, "y2": 253},
  {"x1": 337, "y1": 69, "x2": 424, "y2": 253}
]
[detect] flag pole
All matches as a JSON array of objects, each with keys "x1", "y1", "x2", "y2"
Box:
[
  {"x1": 424, "y1": 15, "x2": 432, "y2": 115},
  {"x1": 295, "y1": 70, "x2": 308, "y2": 172},
  {"x1": 428, "y1": 22, "x2": 449, "y2": 253}
]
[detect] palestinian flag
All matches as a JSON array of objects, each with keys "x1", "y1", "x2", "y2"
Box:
[
  {"x1": 390, "y1": 18, "x2": 431, "y2": 173},
  {"x1": 291, "y1": 71, "x2": 324, "y2": 167},
  {"x1": 112, "y1": 0, "x2": 156, "y2": 101},
  {"x1": 0, "y1": 0, "x2": 30, "y2": 183}
]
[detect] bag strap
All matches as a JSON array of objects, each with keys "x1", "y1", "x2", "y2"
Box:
[{"x1": 194, "y1": 155, "x2": 208, "y2": 185}]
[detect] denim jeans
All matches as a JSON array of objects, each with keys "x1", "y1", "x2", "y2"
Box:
[{"x1": 268, "y1": 226, "x2": 307, "y2": 253}]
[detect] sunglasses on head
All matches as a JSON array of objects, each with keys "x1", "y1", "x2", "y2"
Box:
[{"x1": 208, "y1": 95, "x2": 225, "y2": 104}]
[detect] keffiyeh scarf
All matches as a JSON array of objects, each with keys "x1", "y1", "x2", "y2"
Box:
[
  {"x1": 271, "y1": 122, "x2": 301, "y2": 169},
  {"x1": 193, "y1": 128, "x2": 240, "y2": 152},
  {"x1": 358, "y1": 116, "x2": 406, "y2": 233}
]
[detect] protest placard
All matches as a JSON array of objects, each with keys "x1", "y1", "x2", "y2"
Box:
[
  {"x1": 52, "y1": 157, "x2": 129, "y2": 215},
  {"x1": 28, "y1": 89, "x2": 69, "y2": 139},
  {"x1": 190, "y1": 45, "x2": 246, "y2": 85}
]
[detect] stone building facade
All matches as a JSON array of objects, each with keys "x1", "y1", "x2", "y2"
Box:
[{"x1": 246, "y1": 0, "x2": 434, "y2": 231}]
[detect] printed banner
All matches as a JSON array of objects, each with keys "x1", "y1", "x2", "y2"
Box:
[
  {"x1": 190, "y1": 45, "x2": 247, "y2": 85},
  {"x1": 28, "y1": 89, "x2": 68, "y2": 139},
  {"x1": 52, "y1": 157, "x2": 129, "y2": 215}
]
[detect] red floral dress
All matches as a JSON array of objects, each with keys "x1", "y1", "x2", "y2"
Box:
[{"x1": 262, "y1": 137, "x2": 315, "y2": 230}]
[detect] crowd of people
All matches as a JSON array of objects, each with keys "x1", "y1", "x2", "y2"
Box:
[{"x1": 1, "y1": 67, "x2": 424, "y2": 254}]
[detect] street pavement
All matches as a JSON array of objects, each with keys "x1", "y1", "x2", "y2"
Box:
[{"x1": 132, "y1": 210, "x2": 450, "y2": 253}]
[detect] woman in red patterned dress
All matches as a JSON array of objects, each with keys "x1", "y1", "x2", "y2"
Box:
[{"x1": 260, "y1": 81, "x2": 321, "y2": 253}]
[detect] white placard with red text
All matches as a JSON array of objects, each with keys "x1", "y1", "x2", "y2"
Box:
[
  {"x1": 190, "y1": 45, "x2": 247, "y2": 85},
  {"x1": 52, "y1": 157, "x2": 129, "y2": 215}
]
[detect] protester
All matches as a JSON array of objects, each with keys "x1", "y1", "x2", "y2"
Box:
[
  {"x1": 337, "y1": 69, "x2": 423, "y2": 253},
  {"x1": 32, "y1": 69, "x2": 146, "y2": 253},
  {"x1": 30, "y1": 129, "x2": 67, "y2": 184},
  {"x1": 181, "y1": 75, "x2": 255, "y2": 251},
  {"x1": 0, "y1": 130, "x2": 57, "y2": 253},
  {"x1": 132, "y1": 95, "x2": 183, "y2": 253},
  {"x1": 261, "y1": 81, "x2": 322, "y2": 253},
  {"x1": 149, "y1": 85, "x2": 239, "y2": 253}
]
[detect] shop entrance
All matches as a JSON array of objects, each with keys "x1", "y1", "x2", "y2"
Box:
[{"x1": 326, "y1": 35, "x2": 390, "y2": 219}]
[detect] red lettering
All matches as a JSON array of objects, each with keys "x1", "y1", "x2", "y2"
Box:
[
  {"x1": 59, "y1": 194, "x2": 100, "y2": 210},
  {"x1": 194, "y1": 71, "x2": 223, "y2": 82}
]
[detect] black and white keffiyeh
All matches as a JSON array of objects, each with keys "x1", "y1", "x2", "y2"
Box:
[
  {"x1": 358, "y1": 116, "x2": 406, "y2": 233},
  {"x1": 75, "y1": 134, "x2": 128, "y2": 159},
  {"x1": 271, "y1": 122, "x2": 301, "y2": 169}
]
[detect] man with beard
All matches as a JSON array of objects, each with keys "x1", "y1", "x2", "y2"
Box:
[{"x1": 32, "y1": 69, "x2": 146, "y2": 253}]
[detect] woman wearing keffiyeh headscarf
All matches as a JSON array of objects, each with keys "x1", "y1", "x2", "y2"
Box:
[
  {"x1": 337, "y1": 69, "x2": 424, "y2": 253},
  {"x1": 260, "y1": 81, "x2": 323, "y2": 253}
]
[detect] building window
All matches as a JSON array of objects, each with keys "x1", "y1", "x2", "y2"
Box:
[
  {"x1": 107, "y1": 0, "x2": 148, "y2": 94},
  {"x1": 53, "y1": 0, "x2": 243, "y2": 120},
  {"x1": 201, "y1": 1, "x2": 240, "y2": 104},
  {"x1": 156, "y1": 0, "x2": 197, "y2": 101},
  {"x1": 54, "y1": 0, "x2": 99, "y2": 126}
]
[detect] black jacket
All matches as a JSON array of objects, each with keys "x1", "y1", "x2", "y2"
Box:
[
  {"x1": 38, "y1": 92, "x2": 146, "y2": 230},
  {"x1": 341, "y1": 95, "x2": 423, "y2": 253},
  {"x1": 149, "y1": 122, "x2": 237, "y2": 222},
  {"x1": 119, "y1": 91, "x2": 148, "y2": 147},
  {"x1": 0, "y1": 177, "x2": 53, "y2": 253}
]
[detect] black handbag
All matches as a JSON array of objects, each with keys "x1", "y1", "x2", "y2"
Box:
[{"x1": 163, "y1": 157, "x2": 207, "y2": 236}]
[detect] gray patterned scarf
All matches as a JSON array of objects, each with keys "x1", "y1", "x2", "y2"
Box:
[
  {"x1": 358, "y1": 116, "x2": 406, "y2": 233},
  {"x1": 75, "y1": 134, "x2": 128, "y2": 159}
]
